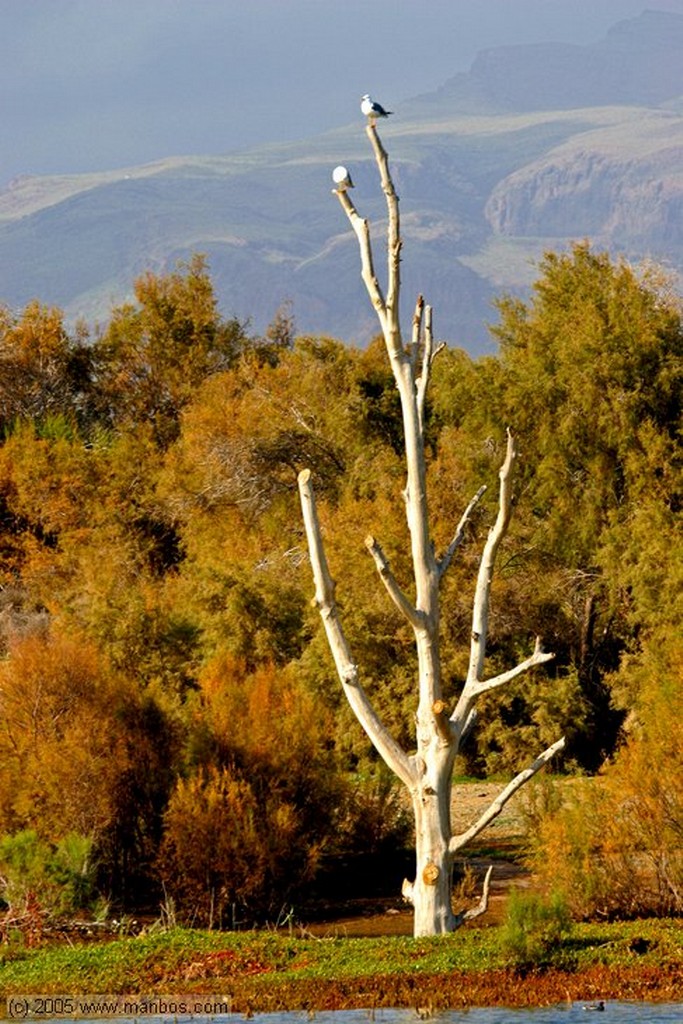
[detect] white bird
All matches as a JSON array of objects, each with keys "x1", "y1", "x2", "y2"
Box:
[
  {"x1": 332, "y1": 165, "x2": 354, "y2": 191},
  {"x1": 361, "y1": 94, "x2": 392, "y2": 119}
]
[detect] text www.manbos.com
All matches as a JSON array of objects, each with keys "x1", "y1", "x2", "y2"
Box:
[{"x1": 5, "y1": 995, "x2": 233, "y2": 1019}]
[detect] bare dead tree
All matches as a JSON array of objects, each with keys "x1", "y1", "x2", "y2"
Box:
[{"x1": 298, "y1": 113, "x2": 564, "y2": 936}]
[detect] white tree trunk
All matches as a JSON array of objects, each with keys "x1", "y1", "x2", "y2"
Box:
[{"x1": 298, "y1": 116, "x2": 564, "y2": 936}]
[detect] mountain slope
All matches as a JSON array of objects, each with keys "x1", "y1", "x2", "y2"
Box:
[
  {"x1": 420, "y1": 9, "x2": 683, "y2": 113},
  {"x1": 1, "y1": 11, "x2": 682, "y2": 353}
]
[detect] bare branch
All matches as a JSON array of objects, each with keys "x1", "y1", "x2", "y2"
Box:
[
  {"x1": 458, "y1": 706, "x2": 478, "y2": 744},
  {"x1": 366, "y1": 122, "x2": 401, "y2": 323},
  {"x1": 365, "y1": 534, "x2": 424, "y2": 628},
  {"x1": 298, "y1": 469, "x2": 414, "y2": 787},
  {"x1": 449, "y1": 736, "x2": 566, "y2": 854},
  {"x1": 469, "y1": 637, "x2": 555, "y2": 698},
  {"x1": 410, "y1": 294, "x2": 425, "y2": 373},
  {"x1": 335, "y1": 189, "x2": 388, "y2": 331},
  {"x1": 453, "y1": 865, "x2": 493, "y2": 927},
  {"x1": 415, "y1": 306, "x2": 447, "y2": 433},
  {"x1": 438, "y1": 485, "x2": 487, "y2": 580},
  {"x1": 416, "y1": 304, "x2": 433, "y2": 432},
  {"x1": 420, "y1": 304, "x2": 434, "y2": 385},
  {"x1": 466, "y1": 429, "x2": 517, "y2": 685}
]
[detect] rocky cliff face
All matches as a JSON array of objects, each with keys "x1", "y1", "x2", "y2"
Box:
[{"x1": 485, "y1": 112, "x2": 683, "y2": 256}]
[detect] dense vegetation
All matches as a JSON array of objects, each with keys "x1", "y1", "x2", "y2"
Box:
[{"x1": 0, "y1": 246, "x2": 680, "y2": 931}]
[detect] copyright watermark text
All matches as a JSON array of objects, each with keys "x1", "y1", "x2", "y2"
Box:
[{"x1": 3, "y1": 995, "x2": 233, "y2": 1020}]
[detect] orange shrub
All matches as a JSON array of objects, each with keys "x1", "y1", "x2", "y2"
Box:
[{"x1": 158, "y1": 657, "x2": 341, "y2": 924}]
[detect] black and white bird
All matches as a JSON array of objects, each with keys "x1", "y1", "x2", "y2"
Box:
[
  {"x1": 332, "y1": 165, "x2": 354, "y2": 191},
  {"x1": 361, "y1": 94, "x2": 392, "y2": 119},
  {"x1": 583, "y1": 1002, "x2": 605, "y2": 1012}
]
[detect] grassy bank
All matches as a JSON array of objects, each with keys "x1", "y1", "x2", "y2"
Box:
[{"x1": 1, "y1": 920, "x2": 682, "y2": 1012}]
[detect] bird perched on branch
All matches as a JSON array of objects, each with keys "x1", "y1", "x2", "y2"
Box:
[
  {"x1": 361, "y1": 94, "x2": 392, "y2": 120},
  {"x1": 332, "y1": 165, "x2": 354, "y2": 191}
]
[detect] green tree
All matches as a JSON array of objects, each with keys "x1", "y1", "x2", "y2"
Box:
[
  {"x1": 430, "y1": 244, "x2": 682, "y2": 771},
  {"x1": 91, "y1": 255, "x2": 247, "y2": 447}
]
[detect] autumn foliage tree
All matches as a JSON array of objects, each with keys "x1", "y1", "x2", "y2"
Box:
[
  {"x1": 0, "y1": 302, "x2": 92, "y2": 434},
  {"x1": 158, "y1": 658, "x2": 341, "y2": 924},
  {"x1": 0, "y1": 247, "x2": 679, "y2": 924},
  {"x1": 0, "y1": 633, "x2": 126, "y2": 840}
]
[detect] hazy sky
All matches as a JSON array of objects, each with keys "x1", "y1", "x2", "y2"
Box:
[{"x1": 3, "y1": 0, "x2": 683, "y2": 185}]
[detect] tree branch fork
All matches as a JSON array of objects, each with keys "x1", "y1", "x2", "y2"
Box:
[{"x1": 298, "y1": 462, "x2": 565, "y2": 855}]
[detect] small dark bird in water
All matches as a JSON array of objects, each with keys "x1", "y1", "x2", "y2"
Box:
[{"x1": 583, "y1": 1001, "x2": 605, "y2": 1012}]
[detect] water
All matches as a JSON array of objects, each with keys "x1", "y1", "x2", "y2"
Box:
[
  {"x1": 208, "y1": 1010, "x2": 680, "y2": 1024},
  {"x1": 7, "y1": 1007, "x2": 681, "y2": 1024},
  {"x1": 238, "y1": 1009, "x2": 682, "y2": 1024},
  {"x1": 305, "y1": 1009, "x2": 683, "y2": 1024}
]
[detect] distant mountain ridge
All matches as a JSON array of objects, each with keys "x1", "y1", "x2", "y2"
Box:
[
  {"x1": 421, "y1": 9, "x2": 683, "y2": 113},
  {"x1": 1, "y1": 9, "x2": 682, "y2": 354}
]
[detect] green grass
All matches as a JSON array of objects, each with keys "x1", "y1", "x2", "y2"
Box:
[{"x1": 1, "y1": 919, "x2": 681, "y2": 1010}]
